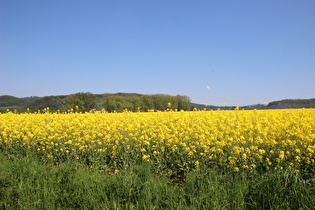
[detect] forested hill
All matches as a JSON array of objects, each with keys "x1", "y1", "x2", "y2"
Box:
[
  {"x1": 0, "y1": 93, "x2": 314, "y2": 112},
  {"x1": 192, "y1": 98, "x2": 315, "y2": 110},
  {"x1": 0, "y1": 93, "x2": 191, "y2": 112},
  {"x1": 265, "y1": 98, "x2": 315, "y2": 109}
]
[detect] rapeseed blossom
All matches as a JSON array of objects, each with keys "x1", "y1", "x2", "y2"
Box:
[{"x1": 0, "y1": 108, "x2": 314, "y2": 175}]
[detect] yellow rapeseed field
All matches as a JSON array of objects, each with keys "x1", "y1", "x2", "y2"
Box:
[{"x1": 0, "y1": 109, "x2": 314, "y2": 174}]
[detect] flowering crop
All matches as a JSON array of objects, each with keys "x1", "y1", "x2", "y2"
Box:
[{"x1": 0, "y1": 109, "x2": 314, "y2": 175}]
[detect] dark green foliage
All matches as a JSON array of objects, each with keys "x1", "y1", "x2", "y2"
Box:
[
  {"x1": 104, "y1": 93, "x2": 191, "y2": 112},
  {"x1": 66, "y1": 92, "x2": 96, "y2": 112},
  {"x1": 0, "y1": 92, "x2": 192, "y2": 112},
  {"x1": 1, "y1": 93, "x2": 314, "y2": 112},
  {"x1": 103, "y1": 94, "x2": 139, "y2": 112},
  {"x1": 140, "y1": 95, "x2": 154, "y2": 111},
  {"x1": 28, "y1": 96, "x2": 66, "y2": 111},
  {"x1": 0, "y1": 95, "x2": 29, "y2": 108},
  {"x1": 176, "y1": 95, "x2": 191, "y2": 111},
  {"x1": 267, "y1": 98, "x2": 315, "y2": 109},
  {"x1": 0, "y1": 95, "x2": 64, "y2": 112}
]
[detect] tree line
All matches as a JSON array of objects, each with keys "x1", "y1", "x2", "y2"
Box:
[
  {"x1": 2, "y1": 93, "x2": 315, "y2": 113},
  {"x1": 66, "y1": 92, "x2": 192, "y2": 112}
]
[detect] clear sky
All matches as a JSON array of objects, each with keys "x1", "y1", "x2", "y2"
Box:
[{"x1": 1, "y1": 0, "x2": 314, "y2": 106}]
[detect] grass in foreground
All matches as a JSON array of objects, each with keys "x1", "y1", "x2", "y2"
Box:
[{"x1": 1, "y1": 152, "x2": 314, "y2": 209}]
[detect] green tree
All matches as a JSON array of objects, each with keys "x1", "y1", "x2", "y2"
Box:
[
  {"x1": 66, "y1": 92, "x2": 96, "y2": 112},
  {"x1": 176, "y1": 95, "x2": 191, "y2": 111},
  {"x1": 152, "y1": 94, "x2": 165, "y2": 111},
  {"x1": 104, "y1": 94, "x2": 143, "y2": 112},
  {"x1": 140, "y1": 95, "x2": 154, "y2": 111},
  {"x1": 129, "y1": 96, "x2": 141, "y2": 111},
  {"x1": 104, "y1": 93, "x2": 191, "y2": 112},
  {"x1": 114, "y1": 95, "x2": 128, "y2": 112},
  {"x1": 103, "y1": 94, "x2": 116, "y2": 112},
  {"x1": 167, "y1": 95, "x2": 178, "y2": 110}
]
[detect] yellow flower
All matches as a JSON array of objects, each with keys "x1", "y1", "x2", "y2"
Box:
[
  {"x1": 142, "y1": 155, "x2": 150, "y2": 162},
  {"x1": 279, "y1": 151, "x2": 285, "y2": 160},
  {"x1": 296, "y1": 156, "x2": 301, "y2": 162},
  {"x1": 242, "y1": 153, "x2": 247, "y2": 160},
  {"x1": 0, "y1": 107, "x2": 314, "y2": 176}
]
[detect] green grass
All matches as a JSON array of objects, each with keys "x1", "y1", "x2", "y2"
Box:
[{"x1": 1, "y1": 152, "x2": 314, "y2": 209}]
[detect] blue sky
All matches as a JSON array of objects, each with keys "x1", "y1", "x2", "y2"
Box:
[{"x1": 1, "y1": 0, "x2": 314, "y2": 106}]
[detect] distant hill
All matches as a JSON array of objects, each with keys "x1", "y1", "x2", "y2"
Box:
[
  {"x1": 0, "y1": 93, "x2": 314, "y2": 112},
  {"x1": 115, "y1": 92, "x2": 142, "y2": 97},
  {"x1": 0, "y1": 93, "x2": 145, "y2": 112},
  {"x1": 186, "y1": 98, "x2": 315, "y2": 110},
  {"x1": 266, "y1": 98, "x2": 315, "y2": 109},
  {"x1": 239, "y1": 98, "x2": 315, "y2": 110},
  {"x1": 0, "y1": 95, "x2": 29, "y2": 108},
  {"x1": 27, "y1": 96, "x2": 67, "y2": 110}
]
